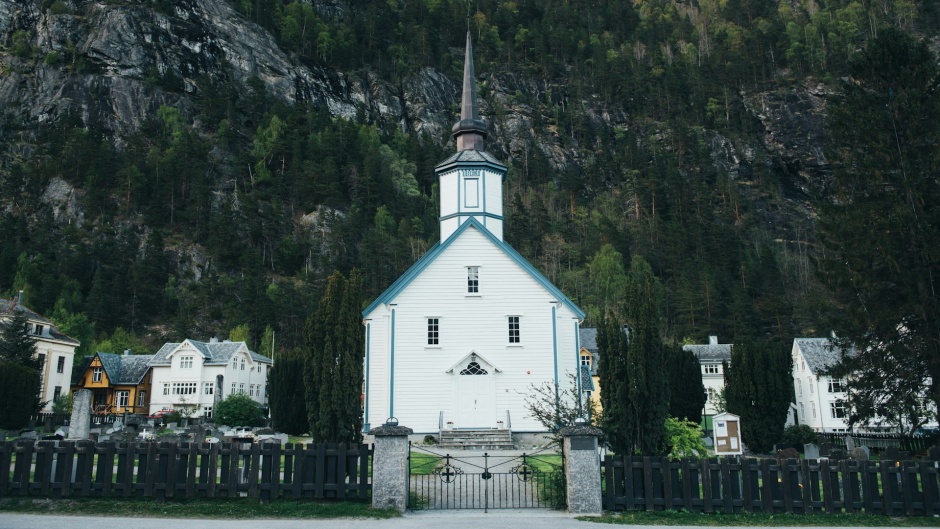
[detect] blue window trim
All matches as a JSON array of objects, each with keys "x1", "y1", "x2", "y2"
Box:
[
  {"x1": 389, "y1": 309, "x2": 396, "y2": 419},
  {"x1": 363, "y1": 322, "x2": 371, "y2": 433},
  {"x1": 362, "y1": 218, "x2": 585, "y2": 319}
]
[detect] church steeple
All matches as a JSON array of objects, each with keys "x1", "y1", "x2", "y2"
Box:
[{"x1": 452, "y1": 32, "x2": 487, "y2": 152}]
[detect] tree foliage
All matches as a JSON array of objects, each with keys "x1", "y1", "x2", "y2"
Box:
[
  {"x1": 599, "y1": 255, "x2": 669, "y2": 455},
  {"x1": 0, "y1": 360, "x2": 41, "y2": 429},
  {"x1": 724, "y1": 340, "x2": 793, "y2": 453},
  {"x1": 667, "y1": 344, "x2": 706, "y2": 423},
  {"x1": 817, "y1": 27, "x2": 940, "y2": 431},
  {"x1": 303, "y1": 269, "x2": 364, "y2": 444},
  {"x1": 269, "y1": 352, "x2": 308, "y2": 435},
  {"x1": 214, "y1": 392, "x2": 265, "y2": 427},
  {"x1": 0, "y1": 311, "x2": 39, "y2": 371}
]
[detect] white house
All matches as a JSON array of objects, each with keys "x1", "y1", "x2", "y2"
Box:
[
  {"x1": 791, "y1": 337, "x2": 851, "y2": 432},
  {"x1": 683, "y1": 336, "x2": 731, "y2": 419},
  {"x1": 361, "y1": 34, "x2": 586, "y2": 434},
  {"x1": 0, "y1": 296, "x2": 79, "y2": 412},
  {"x1": 148, "y1": 339, "x2": 273, "y2": 419}
]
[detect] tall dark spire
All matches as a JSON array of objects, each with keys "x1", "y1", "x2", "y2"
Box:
[{"x1": 452, "y1": 31, "x2": 487, "y2": 151}]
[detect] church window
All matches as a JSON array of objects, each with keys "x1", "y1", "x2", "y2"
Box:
[
  {"x1": 460, "y1": 361, "x2": 488, "y2": 375},
  {"x1": 427, "y1": 318, "x2": 439, "y2": 345},
  {"x1": 508, "y1": 316, "x2": 520, "y2": 343},
  {"x1": 467, "y1": 267, "x2": 479, "y2": 293},
  {"x1": 464, "y1": 178, "x2": 479, "y2": 208}
]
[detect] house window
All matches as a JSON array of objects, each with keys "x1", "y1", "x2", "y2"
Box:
[
  {"x1": 427, "y1": 318, "x2": 440, "y2": 345},
  {"x1": 232, "y1": 358, "x2": 237, "y2": 369},
  {"x1": 797, "y1": 379, "x2": 802, "y2": 396},
  {"x1": 116, "y1": 391, "x2": 129, "y2": 407},
  {"x1": 799, "y1": 402, "x2": 805, "y2": 419},
  {"x1": 93, "y1": 367, "x2": 103, "y2": 382},
  {"x1": 163, "y1": 383, "x2": 170, "y2": 395},
  {"x1": 204, "y1": 382, "x2": 214, "y2": 395},
  {"x1": 33, "y1": 324, "x2": 44, "y2": 336},
  {"x1": 231, "y1": 382, "x2": 236, "y2": 394},
  {"x1": 705, "y1": 387, "x2": 716, "y2": 402},
  {"x1": 828, "y1": 378, "x2": 846, "y2": 393},
  {"x1": 811, "y1": 402, "x2": 817, "y2": 418},
  {"x1": 467, "y1": 266, "x2": 479, "y2": 293},
  {"x1": 241, "y1": 359, "x2": 246, "y2": 371},
  {"x1": 53, "y1": 386, "x2": 62, "y2": 402},
  {"x1": 180, "y1": 356, "x2": 193, "y2": 369},
  {"x1": 239, "y1": 383, "x2": 245, "y2": 394},
  {"x1": 831, "y1": 400, "x2": 847, "y2": 419},
  {"x1": 56, "y1": 356, "x2": 65, "y2": 373},
  {"x1": 580, "y1": 354, "x2": 591, "y2": 367},
  {"x1": 171, "y1": 382, "x2": 197, "y2": 395},
  {"x1": 808, "y1": 377, "x2": 814, "y2": 394},
  {"x1": 202, "y1": 406, "x2": 213, "y2": 418},
  {"x1": 703, "y1": 364, "x2": 720, "y2": 374},
  {"x1": 138, "y1": 391, "x2": 146, "y2": 407},
  {"x1": 508, "y1": 316, "x2": 520, "y2": 343}
]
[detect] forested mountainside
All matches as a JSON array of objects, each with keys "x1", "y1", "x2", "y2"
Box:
[{"x1": 0, "y1": 0, "x2": 937, "y2": 357}]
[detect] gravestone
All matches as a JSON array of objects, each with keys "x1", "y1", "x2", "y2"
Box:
[
  {"x1": 67, "y1": 389, "x2": 92, "y2": 440},
  {"x1": 852, "y1": 446, "x2": 870, "y2": 460},
  {"x1": 804, "y1": 443, "x2": 820, "y2": 460},
  {"x1": 845, "y1": 436, "x2": 856, "y2": 451}
]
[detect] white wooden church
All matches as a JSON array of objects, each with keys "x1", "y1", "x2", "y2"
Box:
[{"x1": 362, "y1": 34, "x2": 585, "y2": 434}]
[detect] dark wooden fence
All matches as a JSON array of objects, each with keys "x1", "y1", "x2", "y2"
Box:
[
  {"x1": 604, "y1": 455, "x2": 940, "y2": 516},
  {"x1": 0, "y1": 440, "x2": 371, "y2": 502}
]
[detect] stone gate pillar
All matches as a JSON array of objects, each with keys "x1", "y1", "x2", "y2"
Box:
[
  {"x1": 560, "y1": 422, "x2": 603, "y2": 515},
  {"x1": 371, "y1": 421, "x2": 413, "y2": 513}
]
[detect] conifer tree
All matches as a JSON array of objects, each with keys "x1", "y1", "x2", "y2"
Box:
[
  {"x1": 598, "y1": 316, "x2": 630, "y2": 454},
  {"x1": 268, "y1": 351, "x2": 308, "y2": 435},
  {"x1": 667, "y1": 344, "x2": 706, "y2": 423},
  {"x1": 724, "y1": 339, "x2": 793, "y2": 453},
  {"x1": 0, "y1": 311, "x2": 40, "y2": 371}
]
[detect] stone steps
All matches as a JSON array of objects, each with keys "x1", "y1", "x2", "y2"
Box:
[{"x1": 437, "y1": 428, "x2": 515, "y2": 450}]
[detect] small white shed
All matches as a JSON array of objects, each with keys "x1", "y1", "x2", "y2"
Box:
[{"x1": 712, "y1": 412, "x2": 743, "y2": 455}]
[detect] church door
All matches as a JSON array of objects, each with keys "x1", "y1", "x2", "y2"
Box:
[{"x1": 456, "y1": 360, "x2": 495, "y2": 428}]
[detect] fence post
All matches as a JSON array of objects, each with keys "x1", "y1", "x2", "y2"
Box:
[
  {"x1": 371, "y1": 421, "x2": 413, "y2": 513},
  {"x1": 560, "y1": 423, "x2": 603, "y2": 516}
]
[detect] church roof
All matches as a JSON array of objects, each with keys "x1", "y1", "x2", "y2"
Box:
[
  {"x1": 363, "y1": 218, "x2": 586, "y2": 319},
  {"x1": 435, "y1": 149, "x2": 505, "y2": 169}
]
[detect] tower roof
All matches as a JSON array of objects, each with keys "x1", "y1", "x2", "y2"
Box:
[{"x1": 452, "y1": 32, "x2": 487, "y2": 151}]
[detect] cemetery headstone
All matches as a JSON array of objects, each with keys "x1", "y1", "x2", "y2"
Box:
[
  {"x1": 804, "y1": 443, "x2": 820, "y2": 460},
  {"x1": 67, "y1": 389, "x2": 92, "y2": 440}
]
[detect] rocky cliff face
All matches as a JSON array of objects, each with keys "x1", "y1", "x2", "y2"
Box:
[{"x1": 0, "y1": 0, "x2": 837, "y2": 236}]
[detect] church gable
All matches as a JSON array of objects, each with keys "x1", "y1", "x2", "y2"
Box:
[{"x1": 363, "y1": 218, "x2": 584, "y2": 319}]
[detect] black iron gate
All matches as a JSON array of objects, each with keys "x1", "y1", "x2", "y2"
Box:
[{"x1": 408, "y1": 444, "x2": 565, "y2": 510}]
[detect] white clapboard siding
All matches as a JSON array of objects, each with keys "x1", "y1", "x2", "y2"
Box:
[{"x1": 364, "y1": 224, "x2": 581, "y2": 433}]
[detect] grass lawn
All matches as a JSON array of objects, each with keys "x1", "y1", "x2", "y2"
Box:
[
  {"x1": 0, "y1": 497, "x2": 399, "y2": 519},
  {"x1": 580, "y1": 511, "x2": 940, "y2": 526}
]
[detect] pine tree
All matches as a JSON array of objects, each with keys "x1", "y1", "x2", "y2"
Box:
[
  {"x1": 0, "y1": 310, "x2": 40, "y2": 371},
  {"x1": 598, "y1": 317, "x2": 630, "y2": 454},
  {"x1": 667, "y1": 344, "x2": 706, "y2": 423},
  {"x1": 268, "y1": 352, "x2": 308, "y2": 435},
  {"x1": 816, "y1": 27, "x2": 940, "y2": 423},
  {"x1": 724, "y1": 339, "x2": 793, "y2": 453}
]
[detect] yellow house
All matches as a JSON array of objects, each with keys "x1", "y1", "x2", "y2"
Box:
[
  {"x1": 579, "y1": 329, "x2": 602, "y2": 417},
  {"x1": 72, "y1": 352, "x2": 153, "y2": 415}
]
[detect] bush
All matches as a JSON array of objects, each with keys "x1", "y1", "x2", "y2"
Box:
[
  {"x1": 781, "y1": 424, "x2": 818, "y2": 446},
  {"x1": 51, "y1": 394, "x2": 72, "y2": 414},
  {"x1": 0, "y1": 361, "x2": 40, "y2": 429},
  {"x1": 214, "y1": 393, "x2": 264, "y2": 427},
  {"x1": 662, "y1": 417, "x2": 708, "y2": 460}
]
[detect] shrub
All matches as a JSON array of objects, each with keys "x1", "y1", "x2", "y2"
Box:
[
  {"x1": 781, "y1": 424, "x2": 818, "y2": 446},
  {"x1": 0, "y1": 361, "x2": 40, "y2": 429},
  {"x1": 214, "y1": 393, "x2": 264, "y2": 427},
  {"x1": 662, "y1": 417, "x2": 708, "y2": 460}
]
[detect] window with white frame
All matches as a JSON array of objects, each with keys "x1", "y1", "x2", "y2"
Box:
[
  {"x1": 33, "y1": 324, "x2": 44, "y2": 336},
  {"x1": 508, "y1": 316, "x2": 520, "y2": 343},
  {"x1": 232, "y1": 358, "x2": 237, "y2": 369},
  {"x1": 239, "y1": 383, "x2": 245, "y2": 393},
  {"x1": 241, "y1": 359, "x2": 246, "y2": 371},
  {"x1": 703, "y1": 364, "x2": 720, "y2": 374},
  {"x1": 830, "y1": 400, "x2": 847, "y2": 419},
  {"x1": 53, "y1": 386, "x2": 62, "y2": 402},
  {"x1": 581, "y1": 354, "x2": 591, "y2": 367},
  {"x1": 138, "y1": 391, "x2": 146, "y2": 407},
  {"x1": 808, "y1": 377, "x2": 814, "y2": 394},
  {"x1": 797, "y1": 378, "x2": 802, "y2": 396},
  {"x1": 427, "y1": 318, "x2": 440, "y2": 345},
  {"x1": 467, "y1": 266, "x2": 479, "y2": 293},
  {"x1": 171, "y1": 382, "x2": 197, "y2": 395},
  {"x1": 799, "y1": 402, "x2": 805, "y2": 418},
  {"x1": 204, "y1": 382, "x2": 214, "y2": 395},
  {"x1": 202, "y1": 406, "x2": 213, "y2": 418},
  {"x1": 705, "y1": 387, "x2": 717, "y2": 402},
  {"x1": 811, "y1": 402, "x2": 817, "y2": 418},
  {"x1": 231, "y1": 382, "x2": 236, "y2": 394},
  {"x1": 828, "y1": 378, "x2": 846, "y2": 393},
  {"x1": 249, "y1": 385, "x2": 255, "y2": 397},
  {"x1": 116, "y1": 390, "x2": 129, "y2": 407},
  {"x1": 163, "y1": 383, "x2": 170, "y2": 395},
  {"x1": 180, "y1": 356, "x2": 193, "y2": 368},
  {"x1": 93, "y1": 367, "x2": 103, "y2": 382},
  {"x1": 56, "y1": 356, "x2": 65, "y2": 373}
]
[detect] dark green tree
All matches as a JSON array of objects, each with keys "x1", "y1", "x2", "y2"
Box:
[
  {"x1": 0, "y1": 310, "x2": 40, "y2": 371},
  {"x1": 724, "y1": 340, "x2": 793, "y2": 453},
  {"x1": 667, "y1": 344, "x2": 706, "y2": 423},
  {"x1": 303, "y1": 269, "x2": 364, "y2": 443},
  {"x1": 599, "y1": 256, "x2": 669, "y2": 455},
  {"x1": 816, "y1": 27, "x2": 940, "y2": 426},
  {"x1": 0, "y1": 361, "x2": 41, "y2": 429},
  {"x1": 268, "y1": 352, "x2": 309, "y2": 435}
]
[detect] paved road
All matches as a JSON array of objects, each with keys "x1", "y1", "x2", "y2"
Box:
[{"x1": 0, "y1": 511, "x2": 596, "y2": 529}]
